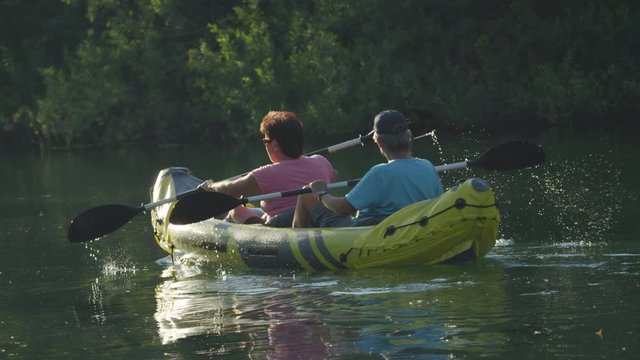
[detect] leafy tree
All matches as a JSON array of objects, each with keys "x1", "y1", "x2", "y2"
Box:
[
  {"x1": 0, "y1": 0, "x2": 86, "y2": 147},
  {"x1": 1, "y1": 0, "x2": 639, "y2": 148}
]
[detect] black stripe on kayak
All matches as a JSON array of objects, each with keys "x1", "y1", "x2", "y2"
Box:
[
  {"x1": 314, "y1": 230, "x2": 346, "y2": 269},
  {"x1": 297, "y1": 230, "x2": 330, "y2": 272},
  {"x1": 237, "y1": 233, "x2": 304, "y2": 270}
]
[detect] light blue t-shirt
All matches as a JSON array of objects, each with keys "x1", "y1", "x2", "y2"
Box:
[{"x1": 345, "y1": 158, "x2": 444, "y2": 219}]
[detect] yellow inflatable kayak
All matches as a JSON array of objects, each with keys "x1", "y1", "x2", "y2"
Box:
[{"x1": 150, "y1": 167, "x2": 499, "y2": 271}]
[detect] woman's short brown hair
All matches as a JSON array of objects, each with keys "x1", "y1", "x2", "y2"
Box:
[{"x1": 260, "y1": 111, "x2": 304, "y2": 158}]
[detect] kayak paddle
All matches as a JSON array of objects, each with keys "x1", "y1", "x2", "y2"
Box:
[
  {"x1": 434, "y1": 139, "x2": 545, "y2": 172},
  {"x1": 67, "y1": 188, "x2": 202, "y2": 243},
  {"x1": 65, "y1": 132, "x2": 387, "y2": 243},
  {"x1": 169, "y1": 140, "x2": 545, "y2": 225}
]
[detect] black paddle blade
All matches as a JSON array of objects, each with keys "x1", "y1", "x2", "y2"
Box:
[
  {"x1": 170, "y1": 191, "x2": 243, "y2": 225},
  {"x1": 67, "y1": 204, "x2": 141, "y2": 243},
  {"x1": 469, "y1": 140, "x2": 545, "y2": 171}
]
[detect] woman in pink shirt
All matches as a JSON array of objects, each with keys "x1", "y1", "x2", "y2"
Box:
[{"x1": 199, "y1": 111, "x2": 337, "y2": 227}]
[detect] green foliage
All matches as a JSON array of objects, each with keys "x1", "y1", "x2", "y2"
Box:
[
  {"x1": 0, "y1": 0, "x2": 86, "y2": 147},
  {"x1": 284, "y1": 5, "x2": 352, "y2": 135},
  {"x1": 1, "y1": 0, "x2": 639, "y2": 149},
  {"x1": 187, "y1": 0, "x2": 278, "y2": 141}
]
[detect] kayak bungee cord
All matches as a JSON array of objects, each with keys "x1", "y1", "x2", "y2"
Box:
[{"x1": 382, "y1": 197, "x2": 498, "y2": 238}]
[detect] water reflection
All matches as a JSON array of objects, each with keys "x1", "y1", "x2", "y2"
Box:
[
  {"x1": 153, "y1": 263, "x2": 509, "y2": 358},
  {"x1": 156, "y1": 279, "x2": 225, "y2": 343},
  {"x1": 153, "y1": 266, "x2": 340, "y2": 357}
]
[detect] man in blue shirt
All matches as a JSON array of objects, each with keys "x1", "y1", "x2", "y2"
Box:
[{"x1": 292, "y1": 109, "x2": 444, "y2": 228}]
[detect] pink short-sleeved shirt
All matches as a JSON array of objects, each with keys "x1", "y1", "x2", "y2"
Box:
[{"x1": 251, "y1": 155, "x2": 334, "y2": 217}]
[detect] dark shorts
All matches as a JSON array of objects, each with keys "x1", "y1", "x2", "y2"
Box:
[
  {"x1": 308, "y1": 204, "x2": 387, "y2": 228},
  {"x1": 264, "y1": 208, "x2": 295, "y2": 228}
]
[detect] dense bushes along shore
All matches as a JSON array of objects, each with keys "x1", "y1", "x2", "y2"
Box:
[{"x1": 1, "y1": 0, "x2": 638, "y2": 149}]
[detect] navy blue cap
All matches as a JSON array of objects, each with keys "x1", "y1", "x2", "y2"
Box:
[{"x1": 373, "y1": 110, "x2": 408, "y2": 134}]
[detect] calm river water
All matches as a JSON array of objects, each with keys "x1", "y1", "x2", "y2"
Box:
[{"x1": 1, "y1": 129, "x2": 638, "y2": 359}]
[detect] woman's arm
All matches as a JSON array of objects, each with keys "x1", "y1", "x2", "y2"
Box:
[{"x1": 200, "y1": 173, "x2": 261, "y2": 198}]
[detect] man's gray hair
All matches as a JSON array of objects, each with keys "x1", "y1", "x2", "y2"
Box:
[{"x1": 374, "y1": 129, "x2": 412, "y2": 152}]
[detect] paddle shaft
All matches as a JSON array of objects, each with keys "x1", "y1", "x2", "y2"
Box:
[
  {"x1": 143, "y1": 188, "x2": 200, "y2": 211},
  {"x1": 241, "y1": 179, "x2": 362, "y2": 204},
  {"x1": 435, "y1": 161, "x2": 467, "y2": 172},
  {"x1": 306, "y1": 131, "x2": 373, "y2": 156},
  {"x1": 307, "y1": 129, "x2": 433, "y2": 155}
]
